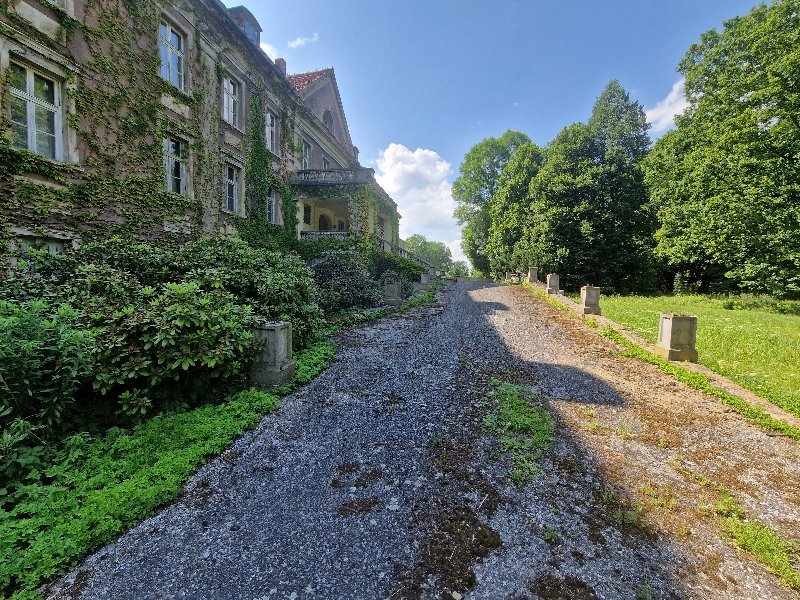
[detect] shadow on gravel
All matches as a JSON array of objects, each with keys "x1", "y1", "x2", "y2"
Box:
[{"x1": 416, "y1": 281, "x2": 689, "y2": 599}]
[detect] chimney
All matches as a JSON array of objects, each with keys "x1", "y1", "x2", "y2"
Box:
[{"x1": 275, "y1": 58, "x2": 286, "y2": 76}]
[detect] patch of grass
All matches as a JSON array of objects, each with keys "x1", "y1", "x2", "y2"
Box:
[
  {"x1": 598, "y1": 327, "x2": 800, "y2": 443},
  {"x1": 601, "y1": 294, "x2": 800, "y2": 419},
  {"x1": 0, "y1": 286, "x2": 443, "y2": 599},
  {"x1": 482, "y1": 378, "x2": 555, "y2": 482},
  {"x1": 710, "y1": 493, "x2": 800, "y2": 591}
]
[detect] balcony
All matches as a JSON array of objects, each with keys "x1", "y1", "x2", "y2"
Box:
[
  {"x1": 292, "y1": 168, "x2": 375, "y2": 186},
  {"x1": 299, "y1": 231, "x2": 353, "y2": 242}
]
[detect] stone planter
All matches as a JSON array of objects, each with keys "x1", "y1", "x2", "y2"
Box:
[
  {"x1": 654, "y1": 314, "x2": 698, "y2": 362},
  {"x1": 546, "y1": 273, "x2": 560, "y2": 295},
  {"x1": 580, "y1": 286, "x2": 601, "y2": 316},
  {"x1": 250, "y1": 321, "x2": 295, "y2": 388},
  {"x1": 384, "y1": 281, "x2": 403, "y2": 306}
]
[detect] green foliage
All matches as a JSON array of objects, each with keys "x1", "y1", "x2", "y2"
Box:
[
  {"x1": 596, "y1": 326, "x2": 800, "y2": 442},
  {"x1": 511, "y1": 81, "x2": 656, "y2": 292},
  {"x1": 453, "y1": 130, "x2": 531, "y2": 273},
  {"x1": 403, "y1": 234, "x2": 453, "y2": 272},
  {"x1": 234, "y1": 96, "x2": 298, "y2": 249},
  {"x1": 0, "y1": 389, "x2": 280, "y2": 599},
  {"x1": 370, "y1": 248, "x2": 426, "y2": 283},
  {"x1": 485, "y1": 142, "x2": 545, "y2": 274},
  {"x1": 447, "y1": 261, "x2": 470, "y2": 278},
  {"x1": 482, "y1": 378, "x2": 555, "y2": 482},
  {"x1": 600, "y1": 294, "x2": 800, "y2": 420},
  {"x1": 309, "y1": 250, "x2": 381, "y2": 314},
  {"x1": 0, "y1": 300, "x2": 94, "y2": 428},
  {"x1": 708, "y1": 493, "x2": 800, "y2": 591},
  {"x1": 645, "y1": 0, "x2": 800, "y2": 296}
]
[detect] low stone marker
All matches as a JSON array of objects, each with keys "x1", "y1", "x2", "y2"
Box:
[
  {"x1": 546, "y1": 273, "x2": 560, "y2": 294},
  {"x1": 384, "y1": 281, "x2": 403, "y2": 306},
  {"x1": 527, "y1": 267, "x2": 538, "y2": 284},
  {"x1": 420, "y1": 272, "x2": 431, "y2": 286},
  {"x1": 580, "y1": 285, "x2": 601, "y2": 315},
  {"x1": 250, "y1": 321, "x2": 296, "y2": 388},
  {"x1": 654, "y1": 314, "x2": 698, "y2": 362}
]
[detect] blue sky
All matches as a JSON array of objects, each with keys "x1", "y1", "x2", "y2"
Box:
[{"x1": 223, "y1": 0, "x2": 760, "y2": 263}]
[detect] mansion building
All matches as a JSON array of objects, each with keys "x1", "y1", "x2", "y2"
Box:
[{"x1": 0, "y1": 1, "x2": 403, "y2": 253}]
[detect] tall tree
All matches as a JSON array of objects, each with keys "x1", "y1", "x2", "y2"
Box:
[
  {"x1": 404, "y1": 234, "x2": 453, "y2": 272},
  {"x1": 485, "y1": 142, "x2": 545, "y2": 275},
  {"x1": 452, "y1": 130, "x2": 531, "y2": 274},
  {"x1": 645, "y1": 0, "x2": 800, "y2": 296},
  {"x1": 514, "y1": 82, "x2": 655, "y2": 292}
]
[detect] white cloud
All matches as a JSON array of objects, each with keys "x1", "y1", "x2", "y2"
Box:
[
  {"x1": 374, "y1": 143, "x2": 468, "y2": 265},
  {"x1": 260, "y1": 42, "x2": 279, "y2": 60},
  {"x1": 287, "y1": 32, "x2": 319, "y2": 49},
  {"x1": 646, "y1": 78, "x2": 690, "y2": 135}
]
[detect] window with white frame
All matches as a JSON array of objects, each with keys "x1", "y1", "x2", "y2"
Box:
[
  {"x1": 224, "y1": 163, "x2": 241, "y2": 213},
  {"x1": 301, "y1": 140, "x2": 311, "y2": 170},
  {"x1": 9, "y1": 62, "x2": 62, "y2": 161},
  {"x1": 267, "y1": 188, "x2": 278, "y2": 223},
  {"x1": 159, "y1": 21, "x2": 185, "y2": 90},
  {"x1": 222, "y1": 76, "x2": 239, "y2": 127},
  {"x1": 19, "y1": 236, "x2": 66, "y2": 254},
  {"x1": 322, "y1": 157, "x2": 330, "y2": 170},
  {"x1": 163, "y1": 136, "x2": 188, "y2": 194},
  {"x1": 265, "y1": 111, "x2": 277, "y2": 153}
]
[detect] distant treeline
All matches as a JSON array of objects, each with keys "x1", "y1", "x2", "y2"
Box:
[{"x1": 454, "y1": 0, "x2": 799, "y2": 297}]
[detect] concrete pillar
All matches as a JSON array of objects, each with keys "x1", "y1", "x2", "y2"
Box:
[
  {"x1": 420, "y1": 273, "x2": 431, "y2": 285},
  {"x1": 546, "y1": 273, "x2": 560, "y2": 294},
  {"x1": 654, "y1": 314, "x2": 698, "y2": 362},
  {"x1": 527, "y1": 267, "x2": 538, "y2": 284},
  {"x1": 580, "y1": 286, "x2": 601, "y2": 315},
  {"x1": 250, "y1": 321, "x2": 295, "y2": 388},
  {"x1": 384, "y1": 281, "x2": 403, "y2": 306}
]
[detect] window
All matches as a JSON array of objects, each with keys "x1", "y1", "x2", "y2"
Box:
[
  {"x1": 303, "y1": 203, "x2": 311, "y2": 225},
  {"x1": 265, "y1": 111, "x2": 277, "y2": 153},
  {"x1": 301, "y1": 140, "x2": 311, "y2": 170},
  {"x1": 222, "y1": 76, "x2": 239, "y2": 127},
  {"x1": 19, "y1": 236, "x2": 66, "y2": 254},
  {"x1": 322, "y1": 157, "x2": 330, "y2": 170},
  {"x1": 267, "y1": 188, "x2": 278, "y2": 223},
  {"x1": 323, "y1": 110, "x2": 333, "y2": 131},
  {"x1": 163, "y1": 136, "x2": 187, "y2": 194},
  {"x1": 9, "y1": 62, "x2": 62, "y2": 160},
  {"x1": 224, "y1": 164, "x2": 241, "y2": 213},
  {"x1": 159, "y1": 22, "x2": 185, "y2": 90}
]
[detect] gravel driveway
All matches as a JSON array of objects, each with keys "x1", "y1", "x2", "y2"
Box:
[{"x1": 46, "y1": 282, "x2": 800, "y2": 600}]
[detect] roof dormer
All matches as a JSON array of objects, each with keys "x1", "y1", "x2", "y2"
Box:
[{"x1": 227, "y1": 5, "x2": 262, "y2": 46}]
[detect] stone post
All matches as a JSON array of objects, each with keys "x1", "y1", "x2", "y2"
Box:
[
  {"x1": 527, "y1": 267, "x2": 538, "y2": 284},
  {"x1": 250, "y1": 321, "x2": 295, "y2": 388},
  {"x1": 546, "y1": 273, "x2": 560, "y2": 295},
  {"x1": 580, "y1": 286, "x2": 601, "y2": 316},
  {"x1": 384, "y1": 280, "x2": 403, "y2": 307},
  {"x1": 654, "y1": 314, "x2": 698, "y2": 362},
  {"x1": 420, "y1": 272, "x2": 431, "y2": 285}
]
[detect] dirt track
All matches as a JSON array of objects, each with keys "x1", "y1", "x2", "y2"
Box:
[{"x1": 47, "y1": 282, "x2": 800, "y2": 599}]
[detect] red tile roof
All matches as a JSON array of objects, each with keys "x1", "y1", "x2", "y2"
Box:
[{"x1": 287, "y1": 69, "x2": 332, "y2": 93}]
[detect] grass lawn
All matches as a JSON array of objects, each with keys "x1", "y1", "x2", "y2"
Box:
[{"x1": 600, "y1": 295, "x2": 800, "y2": 419}]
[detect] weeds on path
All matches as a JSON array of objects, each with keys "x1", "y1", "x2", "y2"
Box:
[{"x1": 482, "y1": 379, "x2": 555, "y2": 482}]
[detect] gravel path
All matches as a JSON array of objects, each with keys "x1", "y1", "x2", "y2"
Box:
[{"x1": 46, "y1": 282, "x2": 800, "y2": 600}]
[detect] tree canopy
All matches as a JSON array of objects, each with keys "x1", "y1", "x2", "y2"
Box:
[
  {"x1": 452, "y1": 130, "x2": 531, "y2": 274},
  {"x1": 404, "y1": 234, "x2": 453, "y2": 272},
  {"x1": 645, "y1": 0, "x2": 800, "y2": 295}
]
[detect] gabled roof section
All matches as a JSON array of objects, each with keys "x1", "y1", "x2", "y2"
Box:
[
  {"x1": 287, "y1": 67, "x2": 356, "y2": 163},
  {"x1": 287, "y1": 69, "x2": 331, "y2": 93}
]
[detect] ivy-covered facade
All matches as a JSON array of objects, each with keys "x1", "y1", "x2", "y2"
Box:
[{"x1": 0, "y1": 0, "x2": 402, "y2": 252}]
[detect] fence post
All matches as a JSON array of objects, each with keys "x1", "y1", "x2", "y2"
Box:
[
  {"x1": 580, "y1": 286, "x2": 601, "y2": 315},
  {"x1": 654, "y1": 314, "x2": 698, "y2": 362},
  {"x1": 250, "y1": 321, "x2": 296, "y2": 388},
  {"x1": 546, "y1": 273, "x2": 560, "y2": 294}
]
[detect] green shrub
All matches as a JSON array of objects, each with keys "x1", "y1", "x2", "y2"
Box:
[
  {"x1": 0, "y1": 300, "x2": 94, "y2": 428},
  {"x1": 370, "y1": 249, "x2": 426, "y2": 282},
  {"x1": 309, "y1": 250, "x2": 382, "y2": 313}
]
